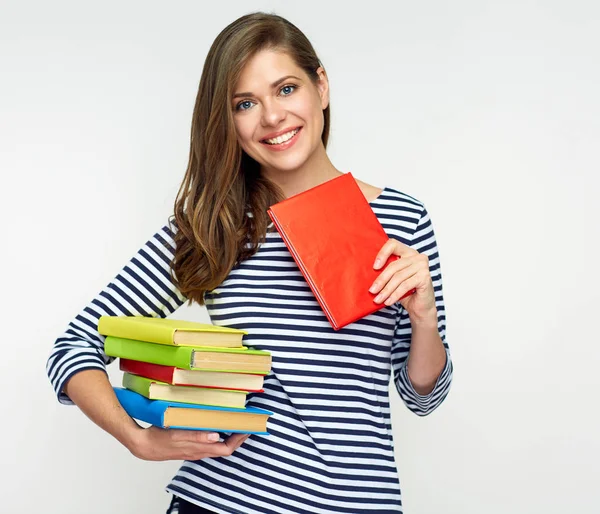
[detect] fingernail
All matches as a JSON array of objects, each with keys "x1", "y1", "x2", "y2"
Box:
[
  {"x1": 374, "y1": 259, "x2": 382, "y2": 269},
  {"x1": 374, "y1": 294, "x2": 383, "y2": 303},
  {"x1": 207, "y1": 432, "x2": 220, "y2": 442},
  {"x1": 369, "y1": 283, "x2": 378, "y2": 293}
]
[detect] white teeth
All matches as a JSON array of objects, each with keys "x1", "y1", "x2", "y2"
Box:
[{"x1": 264, "y1": 128, "x2": 299, "y2": 145}]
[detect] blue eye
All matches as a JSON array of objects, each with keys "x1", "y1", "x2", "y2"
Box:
[
  {"x1": 236, "y1": 100, "x2": 255, "y2": 111},
  {"x1": 280, "y1": 85, "x2": 296, "y2": 96}
]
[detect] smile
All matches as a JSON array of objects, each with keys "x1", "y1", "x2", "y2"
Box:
[{"x1": 260, "y1": 127, "x2": 301, "y2": 149}]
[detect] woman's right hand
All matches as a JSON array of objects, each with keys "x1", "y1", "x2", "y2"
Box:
[
  {"x1": 62, "y1": 370, "x2": 250, "y2": 462},
  {"x1": 129, "y1": 426, "x2": 250, "y2": 461}
]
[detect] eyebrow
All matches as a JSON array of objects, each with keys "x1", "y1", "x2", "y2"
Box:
[{"x1": 232, "y1": 75, "x2": 302, "y2": 99}]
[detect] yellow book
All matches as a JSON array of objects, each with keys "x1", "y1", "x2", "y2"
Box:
[
  {"x1": 123, "y1": 373, "x2": 248, "y2": 409},
  {"x1": 98, "y1": 316, "x2": 247, "y2": 348}
]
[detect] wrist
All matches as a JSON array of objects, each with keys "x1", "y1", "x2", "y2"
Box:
[
  {"x1": 409, "y1": 308, "x2": 438, "y2": 329},
  {"x1": 120, "y1": 422, "x2": 146, "y2": 456}
]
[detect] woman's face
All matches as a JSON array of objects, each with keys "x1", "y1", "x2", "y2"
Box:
[{"x1": 231, "y1": 49, "x2": 329, "y2": 175}]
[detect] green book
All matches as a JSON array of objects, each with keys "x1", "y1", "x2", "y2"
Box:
[{"x1": 105, "y1": 336, "x2": 271, "y2": 374}]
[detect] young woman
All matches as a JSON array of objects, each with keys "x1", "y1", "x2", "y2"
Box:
[{"x1": 47, "y1": 12, "x2": 453, "y2": 514}]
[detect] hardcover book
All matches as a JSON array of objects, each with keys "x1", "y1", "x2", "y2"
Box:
[
  {"x1": 98, "y1": 316, "x2": 247, "y2": 348},
  {"x1": 114, "y1": 387, "x2": 272, "y2": 434},
  {"x1": 105, "y1": 336, "x2": 271, "y2": 374},
  {"x1": 123, "y1": 372, "x2": 248, "y2": 409},
  {"x1": 267, "y1": 172, "x2": 413, "y2": 330},
  {"x1": 119, "y1": 358, "x2": 265, "y2": 392}
]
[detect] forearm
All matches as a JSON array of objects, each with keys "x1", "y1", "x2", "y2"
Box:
[
  {"x1": 64, "y1": 369, "x2": 143, "y2": 452},
  {"x1": 406, "y1": 310, "x2": 447, "y2": 395}
]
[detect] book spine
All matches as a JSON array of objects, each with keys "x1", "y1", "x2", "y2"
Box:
[
  {"x1": 120, "y1": 359, "x2": 176, "y2": 384},
  {"x1": 123, "y1": 372, "x2": 153, "y2": 398}
]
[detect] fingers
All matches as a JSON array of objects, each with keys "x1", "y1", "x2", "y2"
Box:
[
  {"x1": 171, "y1": 429, "x2": 221, "y2": 444},
  {"x1": 195, "y1": 431, "x2": 221, "y2": 443},
  {"x1": 195, "y1": 434, "x2": 249, "y2": 460},
  {"x1": 137, "y1": 427, "x2": 250, "y2": 462},
  {"x1": 370, "y1": 254, "x2": 417, "y2": 297},
  {"x1": 184, "y1": 433, "x2": 250, "y2": 460},
  {"x1": 224, "y1": 433, "x2": 251, "y2": 451},
  {"x1": 372, "y1": 265, "x2": 419, "y2": 305},
  {"x1": 373, "y1": 239, "x2": 415, "y2": 270},
  {"x1": 184, "y1": 443, "x2": 230, "y2": 461},
  {"x1": 384, "y1": 275, "x2": 420, "y2": 306},
  {"x1": 370, "y1": 252, "x2": 429, "y2": 305},
  {"x1": 169, "y1": 429, "x2": 224, "y2": 459}
]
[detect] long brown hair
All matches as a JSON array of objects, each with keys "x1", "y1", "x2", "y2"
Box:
[{"x1": 170, "y1": 12, "x2": 330, "y2": 306}]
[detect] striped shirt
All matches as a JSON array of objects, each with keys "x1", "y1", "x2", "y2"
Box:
[{"x1": 46, "y1": 186, "x2": 453, "y2": 514}]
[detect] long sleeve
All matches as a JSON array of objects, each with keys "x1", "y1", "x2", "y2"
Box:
[
  {"x1": 390, "y1": 206, "x2": 453, "y2": 416},
  {"x1": 46, "y1": 223, "x2": 187, "y2": 405}
]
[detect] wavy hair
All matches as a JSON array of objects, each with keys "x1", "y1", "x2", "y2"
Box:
[{"x1": 170, "y1": 12, "x2": 330, "y2": 305}]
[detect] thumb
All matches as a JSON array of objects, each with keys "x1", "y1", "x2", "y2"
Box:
[
  {"x1": 171, "y1": 429, "x2": 221, "y2": 443},
  {"x1": 225, "y1": 433, "x2": 250, "y2": 450},
  {"x1": 193, "y1": 431, "x2": 221, "y2": 443}
]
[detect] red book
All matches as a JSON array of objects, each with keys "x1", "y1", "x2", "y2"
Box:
[
  {"x1": 119, "y1": 359, "x2": 265, "y2": 392},
  {"x1": 267, "y1": 172, "x2": 414, "y2": 330}
]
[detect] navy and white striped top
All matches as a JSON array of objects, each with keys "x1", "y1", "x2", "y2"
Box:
[{"x1": 47, "y1": 186, "x2": 453, "y2": 514}]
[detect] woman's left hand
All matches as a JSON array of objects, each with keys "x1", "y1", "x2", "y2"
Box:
[{"x1": 369, "y1": 238, "x2": 437, "y2": 324}]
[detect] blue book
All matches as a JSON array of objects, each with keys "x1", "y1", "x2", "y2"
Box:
[{"x1": 114, "y1": 387, "x2": 272, "y2": 435}]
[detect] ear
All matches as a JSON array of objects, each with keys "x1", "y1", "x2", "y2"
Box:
[{"x1": 315, "y1": 66, "x2": 329, "y2": 110}]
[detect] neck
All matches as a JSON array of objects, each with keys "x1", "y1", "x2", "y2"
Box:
[{"x1": 260, "y1": 143, "x2": 342, "y2": 199}]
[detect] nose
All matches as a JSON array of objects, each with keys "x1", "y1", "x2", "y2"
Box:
[{"x1": 260, "y1": 98, "x2": 286, "y2": 128}]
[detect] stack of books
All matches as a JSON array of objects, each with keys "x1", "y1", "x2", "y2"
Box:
[{"x1": 99, "y1": 316, "x2": 273, "y2": 435}]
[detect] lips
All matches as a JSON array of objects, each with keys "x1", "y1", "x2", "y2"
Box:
[
  {"x1": 258, "y1": 126, "x2": 302, "y2": 152},
  {"x1": 260, "y1": 126, "x2": 302, "y2": 145}
]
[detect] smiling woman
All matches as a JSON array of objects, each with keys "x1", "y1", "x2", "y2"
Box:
[
  {"x1": 231, "y1": 51, "x2": 329, "y2": 174},
  {"x1": 170, "y1": 13, "x2": 335, "y2": 303},
  {"x1": 46, "y1": 11, "x2": 453, "y2": 514}
]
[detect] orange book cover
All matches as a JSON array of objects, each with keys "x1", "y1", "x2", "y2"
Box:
[{"x1": 267, "y1": 172, "x2": 410, "y2": 330}]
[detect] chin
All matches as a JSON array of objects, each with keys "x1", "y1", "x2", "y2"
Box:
[
  {"x1": 266, "y1": 157, "x2": 310, "y2": 173},
  {"x1": 256, "y1": 148, "x2": 315, "y2": 173}
]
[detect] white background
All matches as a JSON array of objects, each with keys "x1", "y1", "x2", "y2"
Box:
[{"x1": 1, "y1": 1, "x2": 598, "y2": 513}]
